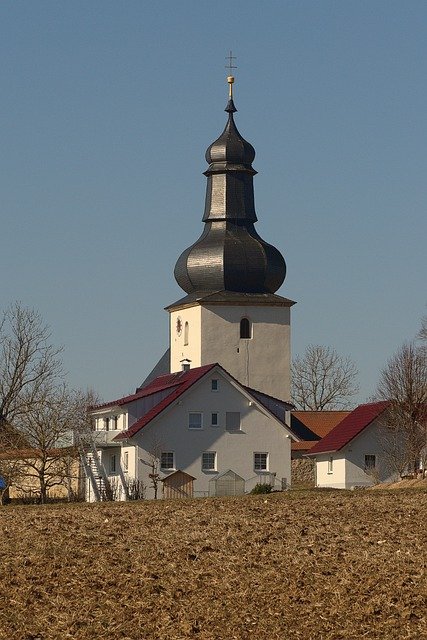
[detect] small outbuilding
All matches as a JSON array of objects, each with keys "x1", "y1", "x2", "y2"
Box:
[{"x1": 162, "y1": 470, "x2": 195, "y2": 499}]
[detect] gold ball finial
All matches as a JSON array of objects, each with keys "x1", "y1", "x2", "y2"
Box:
[{"x1": 227, "y1": 74, "x2": 235, "y2": 98}]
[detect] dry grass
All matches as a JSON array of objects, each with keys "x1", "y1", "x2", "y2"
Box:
[
  {"x1": 369, "y1": 478, "x2": 427, "y2": 490},
  {"x1": 0, "y1": 490, "x2": 426, "y2": 639}
]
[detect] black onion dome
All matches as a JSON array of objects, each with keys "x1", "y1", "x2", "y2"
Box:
[
  {"x1": 205, "y1": 99, "x2": 256, "y2": 166},
  {"x1": 174, "y1": 88, "x2": 286, "y2": 296}
]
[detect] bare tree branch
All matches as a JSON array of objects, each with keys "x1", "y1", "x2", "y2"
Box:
[
  {"x1": 0, "y1": 426, "x2": 27, "y2": 505},
  {"x1": 291, "y1": 345, "x2": 359, "y2": 410},
  {"x1": 13, "y1": 385, "x2": 92, "y2": 503},
  {"x1": 376, "y1": 341, "x2": 427, "y2": 475},
  {"x1": 0, "y1": 303, "x2": 63, "y2": 425}
]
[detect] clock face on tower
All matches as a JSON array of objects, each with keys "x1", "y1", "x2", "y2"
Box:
[{"x1": 176, "y1": 316, "x2": 182, "y2": 336}]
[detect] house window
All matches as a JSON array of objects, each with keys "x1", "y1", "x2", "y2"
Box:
[
  {"x1": 104, "y1": 417, "x2": 110, "y2": 431},
  {"x1": 364, "y1": 454, "x2": 376, "y2": 471},
  {"x1": 254, "y1": 452, "x2": 268, "y2": 471},
  {"x1": 211, "y1": 412, "x2": 219, "y2": 427},
  {"x1": 211, "y1": 379, "x2": 219, "y2": 392},
  {"x1": 202, "y1": 451, "x2": 216, "y2": 471},
  {"x1": 327, "y1": 456, "x2": 333, "y2": 474},
  {"x1": 110, "y1": 454, "x2": 117, "y2": 473},
  {"x1": 184, "y1": 321, "x2": 189, "y2": 346},
  {"x1": 113, "y1": 415, "x2": 119, "y2": 429},
  {"x1": 189, "y1": 412, "x2": 202, "y2": 429},
  {"x1": 226, "y1": 412, "x2": 241, "y2": 431},
  {"x1": 240, "y1": 317, "x2": 251, "y2": 339},
  {"x1": 161, "y1": 452, "x2": 175, "y2": 470},
  {"x1": 123, "y1": 451, "x2": 129, "y2": 473}
]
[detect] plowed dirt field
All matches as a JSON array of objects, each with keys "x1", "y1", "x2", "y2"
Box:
[{"x1": 0, "y1": 490, "x2": 426, "y2": 639}]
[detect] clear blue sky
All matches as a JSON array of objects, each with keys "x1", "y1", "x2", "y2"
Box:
[{"x1": 1, "y1": 1, "x2": 426, "y2": 404}]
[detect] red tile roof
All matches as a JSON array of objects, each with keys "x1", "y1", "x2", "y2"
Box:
[
  {"x1": 307, "y1": 402, "x2": 389, "y2": 455},
  {"x1": 291, "y1": 441, "x2": 319, "y2": 452},
  {"x1": 92, "y1": 369, "x2": 210, "y2": 411},
  {"x1": 292, "y1": 411, "x2": 351, "y2": 438},
  {"x1": 113, "y1": 364, "x2": 217, "y2": 440}
]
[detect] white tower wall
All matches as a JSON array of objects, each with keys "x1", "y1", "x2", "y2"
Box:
[{"x1": 169, "y1": 302, "x2": 291, "y2": 401}]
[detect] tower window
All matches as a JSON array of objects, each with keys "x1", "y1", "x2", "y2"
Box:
[
  {"x1": 184, "y1": 321, "x2": 189, "y2": 346},
  {"x1": 240, "y1": 318, "x2": 251, "y2": 339}
]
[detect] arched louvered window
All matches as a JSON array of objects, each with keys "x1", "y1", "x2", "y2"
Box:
[
  {"x1": 240, "y1": 317, "x2": 251, "y2": 339},
  {"x1": 184, "y1": 321, "x2": 189, "y2": 346}
]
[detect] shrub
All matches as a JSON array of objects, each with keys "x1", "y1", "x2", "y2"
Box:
[{"x1": 251, "y1": 483, "x2": 273, "y2": 495}]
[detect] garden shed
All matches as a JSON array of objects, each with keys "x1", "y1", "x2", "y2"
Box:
[{"x1": 162, "y1": 470, "x2": 195, "y2": 499}]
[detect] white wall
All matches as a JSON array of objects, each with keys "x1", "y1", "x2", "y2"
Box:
[
  {"x1": 170, "y1": 303, "x2": 291, "y2": 401},
  {"x1": 94, "y1": 411, "x2": 127, "y2": 431},
  {"x1": 314, "y1": 420, "x2": 400, "y2": 489},
  {"x1": 170, "y1": 306, "x2": 202, "y2": 371},
  {"x1": 342, "y1": 421, "x2": 398, "y2": 487},
  {"x1": 316, "y1": 454, "x2": 346, "y2": 489},
  {"x1": 132, "y1": 370, "x2": 292, "y2": 499}
]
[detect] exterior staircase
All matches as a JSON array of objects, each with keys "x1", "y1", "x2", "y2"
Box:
[{"x1": 75, "y1": 431, "x2": 113, "y2": 501}]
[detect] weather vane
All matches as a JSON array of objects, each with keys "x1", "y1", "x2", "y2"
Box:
[{"x1": 225, "y1": 50, "x2": 237, "y2": 98}]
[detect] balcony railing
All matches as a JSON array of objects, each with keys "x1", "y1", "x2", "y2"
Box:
[{"x1": 92, "y1": 430, "x2": 123, "y2": 447}]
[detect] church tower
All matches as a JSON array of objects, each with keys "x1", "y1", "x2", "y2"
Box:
[{"x1": 166, "y1": 74, "x2": 295, "y2": 401}]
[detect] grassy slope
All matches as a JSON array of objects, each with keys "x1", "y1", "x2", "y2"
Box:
[{"x1": 0, "y1": 490, "x2": 426, "y2": 640}]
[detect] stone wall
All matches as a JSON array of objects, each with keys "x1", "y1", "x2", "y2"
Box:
[{"x1": 291, "y1": 458, "x2": 315, "y2": 488}]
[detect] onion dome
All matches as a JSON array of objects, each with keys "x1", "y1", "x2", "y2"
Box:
[
  {"x1": 205, "y1": 97, "x2": 256, "y2": 168},
  {"x1": 174, "y1": 76, "x2": 286, "y2": 295}
]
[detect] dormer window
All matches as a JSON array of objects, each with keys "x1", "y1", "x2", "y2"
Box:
[{"x1": 240, "y1": 318, "x2": 251, "y2": 339}]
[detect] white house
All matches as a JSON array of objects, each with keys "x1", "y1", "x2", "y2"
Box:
[
  {"x1": 87, "y1": 363, "x2": 297, "y2": 500},
  {"x1": 306, "y1": 402, "x2": 401, "y2": 489}
]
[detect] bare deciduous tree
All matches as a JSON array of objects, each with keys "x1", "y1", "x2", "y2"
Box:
[
  {"x1": 291, "y1": 345, "x2": 359, "y2": 410},
  {"x1": 15, "y1": 385, "x2": 83, "y2": 503},
  {"x1": 0, "y1": 303, "x2": 63, "y2": 427},
  {"x1": 376, "y1": 341, "x2": 427, "y2": 476},
  {"x1": 141, "y1": 437, "x2": 164, "y2": 499}
]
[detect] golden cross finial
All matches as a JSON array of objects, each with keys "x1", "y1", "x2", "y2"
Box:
[{"x1": 225, "y1": 50, "x2": 237, "y2": 98}]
